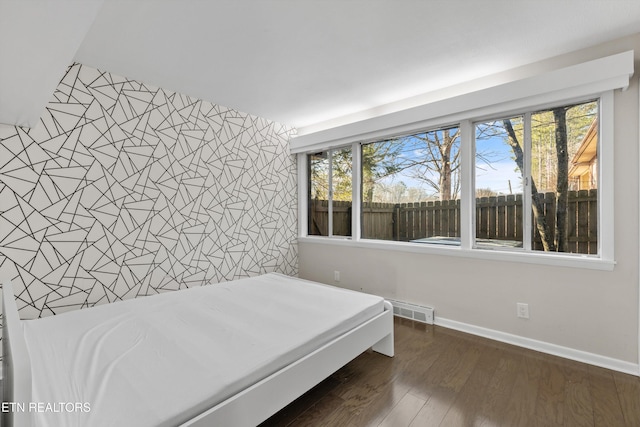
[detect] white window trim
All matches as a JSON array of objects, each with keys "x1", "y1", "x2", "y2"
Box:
[
  {"x1": 295, "y1": 52, "x2": 631, "y2": 271},
  {"x1": 327, "y1": 150, "x2": 333, "y2": 237},
  {"x1": 599, "y1": 90, "x2": 615, "y2": 259},
  {"x1": 351, "y1": 141, "x2": 362, "y2": 240},
  {"x1": 297, "y1": 153, "x2": 308, "y2": 237},
  {"x1": 523, "y1": 113, "x2": 533, "y2": 252},
  {"x1": 298, "y1": 235, "x2": 615, "y2": 271},
  {"x1": 459, "y1": 119, "x2": 473, "y2": 250},
  {"x1": 291, "y1": 51, "x2": 632, "y2": 154}
]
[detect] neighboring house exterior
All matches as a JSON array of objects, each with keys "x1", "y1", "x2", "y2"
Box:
[{"x1": 569, "y1": 119, "x2": 598, "y2": 190}]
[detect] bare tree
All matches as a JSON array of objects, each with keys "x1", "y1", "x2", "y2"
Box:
[
  {"x1": 363, "y1": 126, "x2": 498, "y2": 203},
  {"x1": 553, "y1": 107, "x2": 570, "y2": 252},
  {"x1": 503, "y1": 105, "x2": 573, "y2": 252},
  {"x1": 407, "y1": 128, "x2": 461, "y2": 201},
  {"x1": 503, "y1": 119, "x2": 556, "y2": 251}
]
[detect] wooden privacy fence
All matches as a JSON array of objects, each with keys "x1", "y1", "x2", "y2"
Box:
[
  {"x1": 310, "y1": 189, "x2": 597, "y2": 254},
  {"x1": 309, "y1": 200, "x2": 353, "y2": 237}
]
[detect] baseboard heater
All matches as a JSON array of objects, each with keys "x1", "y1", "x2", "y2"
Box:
[{"x1": 387, "y1": 299, "x2": 434, "y2": 324}]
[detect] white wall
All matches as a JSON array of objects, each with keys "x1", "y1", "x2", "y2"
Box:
[{"x1": 299, "y1": 34, "x2": 640, "y2": 372}]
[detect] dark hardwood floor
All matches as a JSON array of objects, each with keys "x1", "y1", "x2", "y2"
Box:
[{"x1": 261, "y1": 317, "x2": 640, "y2": 426}]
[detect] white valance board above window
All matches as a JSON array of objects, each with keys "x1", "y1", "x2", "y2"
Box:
[{"x1": 290, "y1": 50, "x2": 634, "y2": 154}]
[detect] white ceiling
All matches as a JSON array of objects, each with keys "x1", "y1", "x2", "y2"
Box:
[
  {"x1": 3, "y1": 1, "x2": 640, "y2": 131},
  {"x1": 0, "y1": 0, "x2": 103, "y2": 128}
]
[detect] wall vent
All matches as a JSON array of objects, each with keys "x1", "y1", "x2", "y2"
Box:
[{"x1": 388, "y1": 299, "x2": 434, "y2": 324}]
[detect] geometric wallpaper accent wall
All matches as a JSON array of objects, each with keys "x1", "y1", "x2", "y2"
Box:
[{"x1": 0, "y1": 63, "x2": 297, "y2": 320}]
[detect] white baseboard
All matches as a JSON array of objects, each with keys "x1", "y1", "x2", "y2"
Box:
[{"x1": 435, "y1": 317, "x2": 639, "y2": 376}]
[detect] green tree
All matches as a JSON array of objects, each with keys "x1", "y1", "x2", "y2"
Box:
[
  {"x1": 309, "y1": 148, "x2": 353, "y2": 201},
  {"x1": 531, "y1": 102, "x2": 596, "y2": 192},
  {"x1": 331, "y1": 148, "x2": 353, "y2": 201},
  {"x1": 361, "y1": 141, "x2": 404, "y2": 203},
  {"x1": 309, "y1": 152, "x2": 329, "y2": 200}
]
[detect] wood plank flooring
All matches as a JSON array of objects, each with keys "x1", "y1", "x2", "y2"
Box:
[{"x1": 261, "y1": 317, "x2": 640, "y2": 426}]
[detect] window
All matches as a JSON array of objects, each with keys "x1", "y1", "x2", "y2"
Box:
[
  {"x1": 360, "y1": 126, "x2": 461, "y2": 243},
  {"x1": 474, "y1": 100, "x2": 598, "y2": 254},
  {"x1": 475, "y1": 115, "x2": 525, "y2": 249},
  {"x1": 305, "y1": 98, "x2": 603, "y2": 260},
  {"x1": 308, "y1": 147, "x2": 352, "y2": 237},
  {"x1": 530, "y1": 101, "x2": 598, "y2": 254}
]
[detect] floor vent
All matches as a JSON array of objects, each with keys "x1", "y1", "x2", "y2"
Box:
[{"x1": 388, "y1": 299, "x2": 434, "y2": 324}]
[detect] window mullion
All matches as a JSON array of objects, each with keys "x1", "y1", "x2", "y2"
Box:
[
  {"x1": 328, "y1": 149, "x2": 333, "y2": 237},
  {"x1": 523, "y1": 112, "x2": 532, "y2": 251},
  {"x1": 299, "y1": 154, "x2": 309, "y2": 237},
  {"x1": 460, "y1": 120, "x2": 473, "y2": 249},
  {"x1": 352, "y1": 142, "x2": 361, "y2": 241}
]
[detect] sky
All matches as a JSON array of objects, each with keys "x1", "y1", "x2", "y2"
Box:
[
  {"x1": 475, "y1": 124, "x2": 523, "y2": 195},
  {"x1": 376, "y1": 124, "x2": 523, "y2": 200}
]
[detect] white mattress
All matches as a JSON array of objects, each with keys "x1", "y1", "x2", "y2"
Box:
[{"x1": 22, "y1": 273, "x2": 384, "y2": 427}]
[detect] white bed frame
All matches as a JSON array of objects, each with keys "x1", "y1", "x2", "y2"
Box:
[{"x1": 2, "y1": 279, "x2": 394, "y2": 427}]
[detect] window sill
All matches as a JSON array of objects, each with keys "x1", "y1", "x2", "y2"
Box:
[{"x1": 298, "y1": 236, "x2": 616, "y2": 271}]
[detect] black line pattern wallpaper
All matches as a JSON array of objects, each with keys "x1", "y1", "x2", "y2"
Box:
[{"x1": 0, "y1": 63, "x2": 297, "y2": 319}]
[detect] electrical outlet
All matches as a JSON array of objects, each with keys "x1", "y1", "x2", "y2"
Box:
[
  {"x1": 516, "y1": 303, "x2": 529, "y2": 319},
  {"x1": 334, "y1": 270, "x2": 340, "y2": 282}
]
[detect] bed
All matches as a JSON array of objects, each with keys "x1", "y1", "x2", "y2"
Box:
[{"x1": 2, "y1": 273, "x2": 394, "y2": 427}]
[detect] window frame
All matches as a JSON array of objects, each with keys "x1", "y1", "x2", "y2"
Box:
[{"x1": 298, "y1": 91, "x2": 614, "y2": 270}]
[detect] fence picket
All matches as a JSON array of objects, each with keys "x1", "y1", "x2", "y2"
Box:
[{"x1": 310, "y1": 190, "x2": 597, "y2": 254}]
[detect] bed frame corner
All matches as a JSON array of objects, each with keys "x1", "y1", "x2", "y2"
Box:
[{"x1": 372, "y1": 300, "x2": 394, "y2": 357}]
